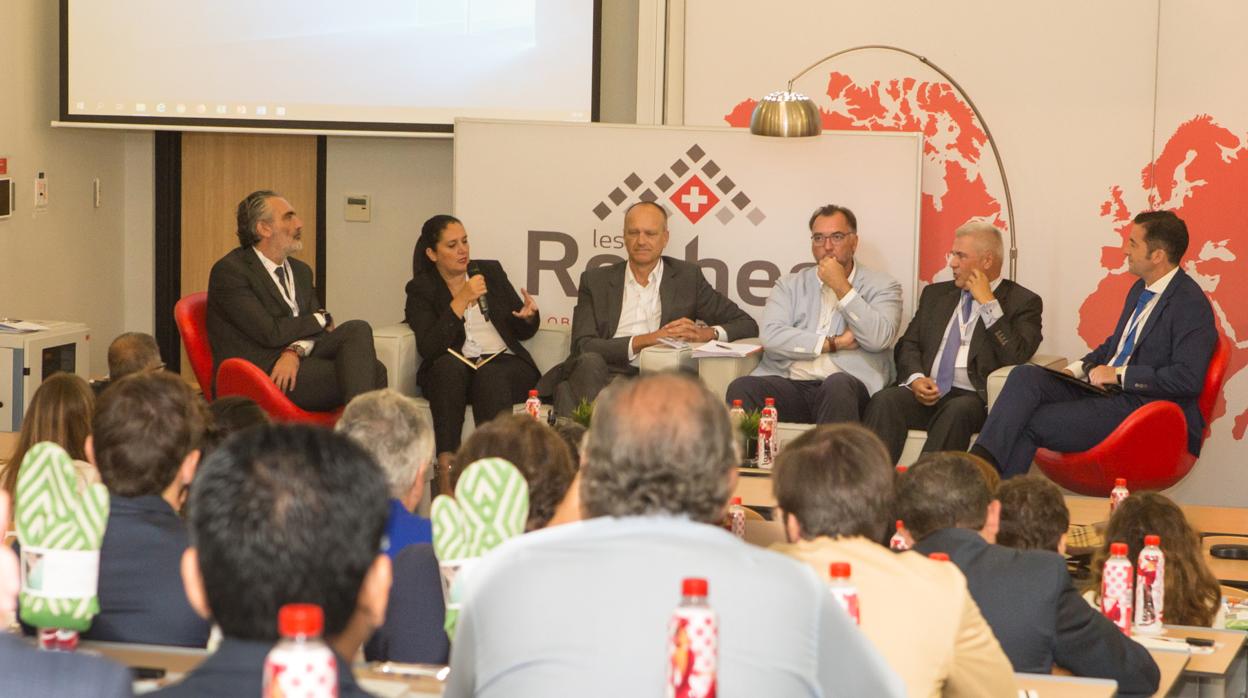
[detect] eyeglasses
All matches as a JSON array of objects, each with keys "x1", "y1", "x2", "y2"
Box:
[{"x1": 810, "y1": 232, "x2": 854, "y2": 245}]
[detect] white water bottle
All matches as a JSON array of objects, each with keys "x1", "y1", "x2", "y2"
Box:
[
  {"x1": 1109, "y1": 478, "x2": 1129, "y2": 514},
  {"x1": 263, "y1": 603, "x2": 337, "y2": 698},
  {"x1": 1100, "y1": 542, "x2": 1134, "y2": 636},
  {"x1": 728, "y1": 399, "x2": 746, "y2": 457},
  {"x1": 757, "y1": 397, "x2": 778, "y2": 469},
  {"x1": 828, "y1": 562, "x2": 860, "y2": 625},
  {"x1": 889, "y1": 520, "x2": 911, "y2": 551},
  {"x1": 525, "y1": 390, "x2": 542, "y2": 420},
  {"x1": 667, "y1": 578, "x2": 717, "y2": 698},
  {"x1": 727, "y1": 497, "x2": 746, "y2": 539},
  {"x1": 1134, "y1": 535, "x2": 1165, "y2": 633}
]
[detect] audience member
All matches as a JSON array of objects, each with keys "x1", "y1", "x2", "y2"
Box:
[
  {"x1": 996, "y1": 475, "x2": 1069, "y2": 554},
  {"x1": 771, "y1": 423, "x2": 1016, "y2": 696},
  {"x1": 109, "y1": 332, "x2": 164, "y2": 379},
  {"x1": 896, "y1": 452, "x2": 1159, "y2": 696},
  {"x1": 84, "y1": 371, "x2": 211, "y2": 647},
  {"x1": 0, "y1": 491, "x2": 133, "y2": 698},
  {"x1": 1086, "y1": 492, "x2": 1222, "y2": 627},
  {"x1": 455, "y1": 414, "x2": 576, "y2": 531},
  {"x1": 208, "y1": 395, "x2": 270, "y2": 438},
  {"x1": 445, "y1": 372, "x2": 903, "y2": 697},
  {"x1": 2, "y1": 372, "x2": 97, "y2": 498},
  {"x1": 551, "y1": 419, "x2": 586, "y2": 468},
  {"x1": 337, "y1": 389, "x2": 434, "y2": 556},
  {"x1": 153, "y1": 425, "x2": 390, "y2": 697}
]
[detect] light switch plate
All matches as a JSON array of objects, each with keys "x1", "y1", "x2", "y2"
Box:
[{"x1": 345, "y1": 194, "x2": 370, "y2": 223}]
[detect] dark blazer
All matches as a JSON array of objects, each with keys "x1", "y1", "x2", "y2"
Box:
[
  {"x1": 895, "y1": 279, "x2": 1042, "y2": 401},
  {"x1": 570, "y1": 256, "x2": 759, "y2": 366},
  {"x1": 0, "y1": 633, "x2": 133, "y2": 698},
  {"x1": 151, "y1": 637, "x2": 373, "y2": 697},
  {"x1": 206, "y1": 246, "x2": 324, "y2": 384},
  {"x1": 916, "y1": 528, "x2": 1159, "y2": 697},
  {"x1": 83, "y1": 495, "x2": 211, "y2": 648},
  {"x1": 404, "y1": 259, "x2": 539, "y2": 387},
  {"x1": 364, "y1": 543, "x2": 449, "y2": 665},
  {"x1": 1081, "y1": 269, "x2": 1216, "y2": 455}
]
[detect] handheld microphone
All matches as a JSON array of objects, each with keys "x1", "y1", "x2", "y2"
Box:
[{"x1": 467, "y1": 261, "x2": 489, "y2": 317}]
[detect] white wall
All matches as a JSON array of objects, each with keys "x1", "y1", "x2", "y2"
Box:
[{"x1": 0, "y1": 0, "x2": 134, "y2": 375}]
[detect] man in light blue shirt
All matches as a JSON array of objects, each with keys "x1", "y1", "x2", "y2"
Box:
[{"x1": 445, "y1": 372, "x2": 903, "y2": 697}]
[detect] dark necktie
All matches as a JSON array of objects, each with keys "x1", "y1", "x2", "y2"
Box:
[
  {"x1": 1110, "y1": 289, "x2": 1156, "y2": 367},
  {"x1": 274, "y1": 266, "x2": 293, "y2": 303},
  {"x1": 934, "y1": 291, "x2": 973, "y2": 395}
]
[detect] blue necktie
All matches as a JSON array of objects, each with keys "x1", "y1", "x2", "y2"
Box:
[
  {"x1": 935, "y1": 291, "x2": 973, "y2": 395},
  {"x1": 1110, "y1": 289, "x2": 1156, "y2": 367}
]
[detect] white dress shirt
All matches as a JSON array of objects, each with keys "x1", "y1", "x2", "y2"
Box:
[
  {"x1": 789, "y1": 265, "x2": 858, "y2": 381},
  {"x1": 253, "y1": 247, "x2": 325, "y2": 355},
  {"x1": 462, "y1": 296, "x2": 508, "y2": 358},
  {"x1": 904, "y1": 277, "x2": 1004, "y2": 391},
  {"x1": 1067, "y1": 265, "x2": 1178, "y2": 379}
]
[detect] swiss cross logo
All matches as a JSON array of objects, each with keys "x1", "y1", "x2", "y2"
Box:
[{"x1": 670, "y1": 175, "x2": 719, "y2": 224}]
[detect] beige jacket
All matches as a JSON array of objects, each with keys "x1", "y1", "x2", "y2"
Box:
[{"x1": 773, "y1": 536, "x2": 1016, "y2": 698}]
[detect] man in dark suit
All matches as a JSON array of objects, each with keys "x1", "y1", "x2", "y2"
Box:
[
  {"x1": 541, "y1": 201, "x2": 758, "y2": 416},
  {"x1": 973, "y1": 210, "x2": 1216, "y2": 477},
  {"x1": 863, "y1": 222, "x2": 1042, "y2": 462},
  {"x1": 898, "y1": 452, "x2": 1160, "y2": 697},
  {"x1": 206, "y1": 190, "x2": 386, "y2": 412},
  {"x1": 83, "y1": 371, "x2": 211, "y2": 648},
  {"x1": 0, "y1": 492, "x2": 133, "y2": 698},
  {"x1": 153, "y1": 425, "x2": 390, "y2": 697}
]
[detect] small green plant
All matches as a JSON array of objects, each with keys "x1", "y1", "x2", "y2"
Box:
[
  {"x1": 738, "y1": 409, "x2": 761, "y2": 439},
  {"x1": 571, "y1": 398, "x2": 594, "y2": 427}
]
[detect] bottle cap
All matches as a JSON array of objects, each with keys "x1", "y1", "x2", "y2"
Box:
[
  {"x1": 1144, "y1": 534, "x2": 1160, "y2": 546},
  {"x1": 731, "y1": 497, "x2": 742, "y2": 505},
  {"x1": 681, "y1": 577, "x2": 708, "y2": 597},
  {"x1": 529, "y1": 389, "x2": 538, "y2": 397},
  {"x1": 764, "y1": 397, "x2": 775, "y2": 405},
  {"x1": 1114, "y1": 478, "x2": 1127, "y2": 487},
  {"x1": 929, "y1": 552, "x2": 950, "y2": 562},
  {"x1": 895, "y1": 519, "x2": 904, "y2": 530},
  {"x1": 277, "y1": 603, "x2": 324, "y2": 638},
  {"x1": 828, "y1": 562, "x2": 851, "y2": 579},
  {"x1": 1110, "y1": 542, "x2": 1129, "y2": 556},
  {"x1": 895, "y1": 464, "x2": 908, "y2": 474},
  {"x1": 732, "y1": 399, "x2": 743, "y2": 407}
]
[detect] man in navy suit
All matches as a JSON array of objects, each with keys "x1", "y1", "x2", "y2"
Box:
[{"x1": 973, "y1": 210, "x2": 1216, "y2": 477}]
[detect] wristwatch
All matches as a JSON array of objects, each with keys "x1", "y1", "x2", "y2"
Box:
[{"x1": 284, "y1": 344, "x2": 306, "y2": 359}]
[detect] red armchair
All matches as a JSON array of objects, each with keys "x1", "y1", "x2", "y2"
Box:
[
  {"x1": 173, "y1": 292, "x2": 341, "y2": 427},
  {"x1": 1035, "y1": 336, "x2": 1231, "y2": 496}
]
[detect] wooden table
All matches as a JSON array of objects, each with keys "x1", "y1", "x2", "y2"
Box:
[
  {"x1": 1066, "y1": 496, "x2": 1248, "y2": 537},
  {"x1": 735, "y1": 467, "x2": 776, "y2": 508},
  {"x1": 1015, "y1": 672, "x2": 1116, "y2": 697},
  {"x1": 78, "y1": 639, "x2": 446, "y2": 696},
  {"x1": 1146, "y1": 646, "x2": 1191, "y2": 697},
  {"x1": 1158, "y1": 625, "x2": 1246, "y2": 678}
]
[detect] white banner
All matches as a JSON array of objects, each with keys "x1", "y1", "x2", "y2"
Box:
[{"x1": 453, "y1": 119, "x2": 922, "y2": 327}]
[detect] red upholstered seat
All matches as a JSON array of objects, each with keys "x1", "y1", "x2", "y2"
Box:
[
  {"x1": 1035, "y1": 336, "x2": 1230, "y2": 496},
  {"x1": 173, "y1": 292, "x2": 341, "y2": 427}
]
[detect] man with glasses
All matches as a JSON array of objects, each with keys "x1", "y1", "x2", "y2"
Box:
[
  {"x1": 863, "y1": 221, "x2": 1042, "y2": 463},
  {"x1": 727, "y1": 204, "x2": 902, "y2": 425}
]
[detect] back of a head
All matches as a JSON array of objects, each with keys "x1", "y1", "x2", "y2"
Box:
[
  {"x1": 773, "y1": 424, "x2": 894, "y2": 541},
  {"x1": 93, "y1": 371, "x2": 206, "y2": 497},
  {"x1": 188, "y1": 424, "x2": 389, "y2": 641},
  {"x1": 3, "y1": 372, "x2": 94, "y2": 495},
  {"x1": 996, "y1": 475, "x2": 1069, "y2": 552},
  {"x1": 208, "y1": 396, "x2": 270, "y2": 438},
  {"x1": 895, "y1": 452, "x2": 992, "y2": 541},
  {"x1": 337, "y1": 389, "x2": 433, "y2": 501},
  {"x1": 106, "y1": 332, "x2": 162, "y2": 380},
  {"x1": 581, "y1": 372, "x2": 736, "y2": 524},
  {"x1": 456, "y1": 413, "x2": 575, "y2": 530}
]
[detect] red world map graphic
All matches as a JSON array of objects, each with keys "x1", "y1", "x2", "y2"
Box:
[
  {"x1": 727, "y1": 76, "x2": 1242, "y2": 439},
  {"x1": 1086, "y1": 115, "x2": 1242, "y2": 439}
]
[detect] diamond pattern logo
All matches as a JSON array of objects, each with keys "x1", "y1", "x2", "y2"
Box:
[{"x1": 670, "y1": 175, "x2": 719, "y2": 225}]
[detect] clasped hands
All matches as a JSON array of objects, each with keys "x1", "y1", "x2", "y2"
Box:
[{"x1": 641, "y1": 318, "x2": 716, "y2": 347}]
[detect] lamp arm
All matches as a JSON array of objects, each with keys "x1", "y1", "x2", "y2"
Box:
[{"x1": 786, "y1": 45, "x2": 1018, "y2": 278}]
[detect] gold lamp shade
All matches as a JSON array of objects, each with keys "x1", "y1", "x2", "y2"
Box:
[{"x1": 748, "y1": 91, "x2": 823, "y2": 138}]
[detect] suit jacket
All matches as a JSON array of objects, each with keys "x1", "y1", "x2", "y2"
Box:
[
  {"x1": 404, "y1": 259, "x2": 539, "y2": 387},
  {"x1": 151, "y1": 637, "x2": 373, "y2": 697},
  {"x1": 895, "y1": 278, "x2": 1043, "y2": 401},
  {"x1": 753, "y1": 264, "x2": 903, "y2": 395},
  {"x1": 364, "y1": 543, "x2": 449, "y2": 665},
  {"x1": 0, "y1": 633, "x2": 133, "y2": 698},
  {"x1": 206, "y1": 246, "x2": 325, "y2": 385},
  {"x1": 773, "y1": 536, "x2": 1015, "y2": 698},
  {"x1": 916, "y1": 528, "x2": 1159, "y2": 697},
  {"x1": 1082, "y1": 269, "x2": 1216, "y2": 455},
  {"x1": 83, "y1": 495, "x2": 210, "y2": 648},
  {"x1": 569, "y1": 256, "x2": 758, "y2": 367}
]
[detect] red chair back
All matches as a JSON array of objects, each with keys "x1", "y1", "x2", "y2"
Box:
[
  {"x1": 1198, "y1": 336, "x2": 1231, "y2": 433},
  {"x1": 174, "y1": 292, "x2": 215, "y2": 400}
]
